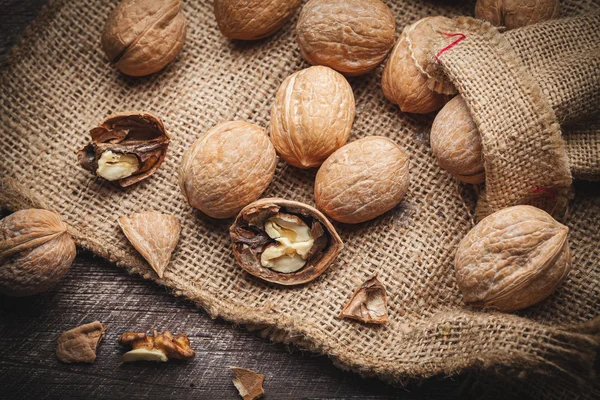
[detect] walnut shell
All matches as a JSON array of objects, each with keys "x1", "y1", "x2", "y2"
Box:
[
  {"x1": 0, "y1": 209, "x2": 76, "y2": 297},
  {"x1": 382, "y1": 17, "x2": 457, "y2": 114},
  {"x1": 270, "y1": 66, "x2": 355, "y2": 169},
  {"x1": 296, "y1": 0, "x2": 396, "y2": 76},
  {"x1": 179, "y1": 121, "x2": 277, "y2": 219},
  {"x1": 455, "y1": 205, "x2": 571, "y2": 312},
  {"x1": 230, "y1": 198, "x2": 343, "y2": 286},
  {"x1": 214, "y1": 0, "x2": 302, "y2": 40},
  {"x1": 430, "y1": 95, "x2": 485, "y2": 184},
  {"x1": 314, "y1": 136, "x2": 410, "y2": 224},
  {"x1": 475, "y1": 0, "x2": 560, "y2": 30},
  {"x1": 102, "y1": 0, "x2": 187, "y2": 77}
]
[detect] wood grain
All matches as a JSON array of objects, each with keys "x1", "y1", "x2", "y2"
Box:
[{"x1": 0, "y1": 1, "x2": 466, "y2": 398}]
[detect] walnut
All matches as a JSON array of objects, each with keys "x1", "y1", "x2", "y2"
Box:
[
  {"x1": 314, "y1": 136, "x2": 410, "y2": 224},
  {"x1": 214, "y1": 0, "x2": 302, "y2": 40},
  {"x1": 78, "y1": 112, "x2": 171, "y2": 187},
  {"x1": 230, "y1": 367, "x2": 265, "y2": 400},
  {"x1": 0, "y1": 209, "x2": 76, "y2": 297},
  {"x1": 118, "y1": 330, "x2": 195, "y2": 362},
  {"x1": 230, "y1": 198, "x2": 343, "y2": 285},
  {"x1": 296, "y1": 0, "x2": 396, "y2": 76},
  {"x1": 102, "y1": 0, "x2": 187, "y2": 76},
  {"x1": 270, "y1": 66, "x2": 355, "y2": 169},
  {"x1": 430, "y1": 95, "x2": 485, "y2": 184},
  {"x1": 475, "y1": 0, "x2": 560, "y2": 30},
  {"x1": 179, "y1": 121, "x2": 277, "y2": 219},
  {"x1": 118, "y1": 212, "x2": 181, "y2": 279},
  {"x1": 56, "y1": 321, "x2": 106, "y2": 363},
  {"x1": 382, "y1": 16, "x2": 457, "y2": 114},
  {"x1": 339, "y1": 275, "x2": 388, "y2": 324},
  {"x1": 455, "y1": 205, "x2": 571, "y2": 312}
]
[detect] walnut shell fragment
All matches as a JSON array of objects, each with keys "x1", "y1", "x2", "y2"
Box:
[
  {"x1": 102, "y1": 0, "x2": 187, "y2": 76},
  {"x1": 455, "y1": 205, "x2": 571, "y2": 312},
  {"x1": 118, "y1": 212, "x2": 181, "y2": 279},
  {"x1": 339, "y1": 275, "x2": 388, "y2": 324},
  {"x1": 230, "y1": 367, "x2": 265, "y2": 400},
  {"x1": 118, "y1": 330, "x2": 195, "y2": 362},
  {"x1": 56, "y1": 321, "x2": 106, "y2": 363},
  {"x1": 230, "y1": 198, "x2": 343, "y2": 286},
  {"x1": 0, "y1": 209, "x2": 76, "y2": 297},
  {"x1": 78, "y1": 112, "x2": 171, "y2": 187}
]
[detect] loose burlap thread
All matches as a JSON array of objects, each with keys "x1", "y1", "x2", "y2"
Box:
[{"x1": 1, "y1": 1, "x2": 599, "y2": 398}]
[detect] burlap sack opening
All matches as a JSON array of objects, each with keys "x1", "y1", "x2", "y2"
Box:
[{"x1": 0, "y1": 0, "x2": 599, "y2": 397}]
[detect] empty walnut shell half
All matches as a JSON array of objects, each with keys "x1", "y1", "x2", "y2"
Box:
[
  {"x1": 230, "y1": 198, "x2": 343, "y2": 286},
  {"x1": 78, "y1": 112, "x2": 171, "y2": 187}
]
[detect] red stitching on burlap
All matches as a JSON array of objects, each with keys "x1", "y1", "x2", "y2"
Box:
[
  {"x1": 435, "y1": 33, "x2": 466, "y2": 63},
  {"x1": 531, "y1": 187, "x2": 557, "y2": 201}
]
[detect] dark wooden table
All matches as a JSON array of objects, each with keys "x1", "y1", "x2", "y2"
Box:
[{"x1": 0, "y1": 1, "x2": 468, "y2": 398}]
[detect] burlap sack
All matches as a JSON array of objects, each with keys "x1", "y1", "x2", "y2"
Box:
[{"x1": 1, "y1": 0, "x2": 599, "y2": 397}]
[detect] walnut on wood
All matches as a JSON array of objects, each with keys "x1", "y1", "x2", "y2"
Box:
[
  {"x1": 56, "y1": 321, "x2": 106, "y2": 363},
  {"x1": 455, "y1": 205, "x2": 571, "y2": 312},
  {"x1": 0, "y1": 209, "x2": 76, "y2": 297},
  {"x1": 118, "y1": 330, "x2": 195, "y2": 362},
  {"x1": 230, "y1": 367, "x2": 265, "y2": 400}
]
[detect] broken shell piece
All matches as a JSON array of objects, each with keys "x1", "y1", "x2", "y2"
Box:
[
  {"x1": 339, "y1": 275, "x2": 388, "y2": 324},
  {"x1": 230, "y1": 198, "x2": 343, "y2": 286},
  {"x1": 118, "y1": 212, "x2": 181, "y2": 278},
  {"x1": 56, "y1": 321, "x2": 106, "y2": 363},
  {"x1": 118, "y1": 330, "x2": 195, "y2": 362},
  {"x1": 230, "y1": 367, "x2": 265, "y2": 400},
  {"x1": 78, "y1": 112, "x2": 171, "y2": 187}
]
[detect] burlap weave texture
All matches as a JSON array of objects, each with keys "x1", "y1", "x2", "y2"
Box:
[{"x1": 0, "y1": 0, "x2": 599, "y2": 396}]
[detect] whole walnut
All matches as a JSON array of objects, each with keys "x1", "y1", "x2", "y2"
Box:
[
  {"x1": 270, "y1": 66, "x2": 355, "y2": 169},
  {"x1": 475, "y1": 0, "x2": 560, "y2": 30},
  {"x1": 455, "y1": 205, "x2": 571, "y2": 312},
  {"x1": 296, "y1": 0, "x2": 396, "y2": 76},
  {"x1": 102, "y1": 0, "x2": 187, "y2": 77},
  {"x1": 315, "y1": 136, "x2": 410, "y2": 224},
  {"x1": 382, "y1": 16, "x2": 457, "y2": 114},
  {"x1": 214, "y1": 0, "x2": 302, "y2": 40},
  {"x1": 0, "y1": 209, "x2": 76, "y2": 297},
  {"x1": 430, "y1": 96, "x2": 485, "y2": 184},
  {"x1": 179, "y1": 121, "x2": 277, "y2": 219}
]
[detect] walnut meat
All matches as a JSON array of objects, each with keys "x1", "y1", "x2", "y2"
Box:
[
  {"x1": 214, "y1": 0, "x2": 302, "y2": 40},
  {"x1": 102, "y1": 0, "x2": 187, "y2": 76},
  {"x1": 270, "y1": 66, "x2": 355, "y2": 169},
  {"x1": 315, "y1": 137, "x2": 410, "y2": 224},
  {"x1": 296, "y1": 0, "x2": 396, "y2": 76},
  {"x1": 179, "y1": 121, "x2": 277, "y2": 219},
  {"x1": 78, "y1": 112, "x2": 171, "y2": 187},
  {"x1": 230, "y1": 198, "x2": 343, "y2": 285},
  {"x1": 0, "y1": 209, "x2": 76, "y2": 297},
  {"x1": 430, "y1": 95, "x2": 485, "y2": 184},
  {"x1": 118, "y1": 330, "x2": 195, "y2": 362},
  {"x1": 455, "y1": 205, "x2": 571, "y2": 312},
  {"x1": 475, "y1": 0, "x2": 560, "y2": 30},
  {"x1": 382, "y1": 16, "x2": 457, "y2": 114}
]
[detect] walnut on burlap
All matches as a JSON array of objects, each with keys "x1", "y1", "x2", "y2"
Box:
[{"x1": 0, "y1": 1, "x2": 599, "y2": 398}]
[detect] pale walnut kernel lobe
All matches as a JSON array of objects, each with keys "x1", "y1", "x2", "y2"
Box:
[
  {"x1": 78, "y1": 112, "x2": 171, "y2": 187},
  {"x1": 118, "y1": 212, "x2": 181, "y2": 279},
  {"x1": 230, "y1": 367, "x2": 265, "y2": 400},
  {"x1": 214, "y1": 0, "x2": 302, "y2": 40},
  {"x1": 339, "y1": 275, "x2": 388, "y2": 324},
  {"x1": 56, "y1": 321, "x2": 106, "y2": 363},
  {"x1": 118, "y1": 330, "x2": 195, "y2": 362},
  {"x1": 230, "y1": 198, "x2": 343, "y2": 286},
  {"x1": 296, "y1": 0, "x2": 396, "y2": 76},
  {"x1": 455, "y1": 205, "x2": 571, "y2": 312}
]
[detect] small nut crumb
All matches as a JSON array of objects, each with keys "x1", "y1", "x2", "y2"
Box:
[
  {"x1": 260, "y1": 213, "x2": 315, "y2": 273},
  {"x1": 339, "y1": 275, "x2": 388, "y2": 324},
  {"x1": 230, "y1": 367, "x2": 264, "y2": 400},
  {"x1": 118, "y1": 330, "x2": 195, "y2": 362},
  {"x1": 56, "y1": 321, "x2": 106, "y2": 363}
]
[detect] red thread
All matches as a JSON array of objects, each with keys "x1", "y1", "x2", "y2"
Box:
[
  {"x1": 531, "y1": 187, "x2": 556, "y2": 201},
  {"x1": 435, "y1": 33, "x2": 466, "y2": 63}
]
